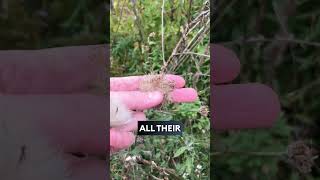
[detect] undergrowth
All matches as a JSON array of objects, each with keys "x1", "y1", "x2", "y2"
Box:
[
  {"x1": 212, "y1": 0, "x2": 320, "y2": 179},
  {"x1": 111, "y1": 0, "x2": 210, "y2": 179}
]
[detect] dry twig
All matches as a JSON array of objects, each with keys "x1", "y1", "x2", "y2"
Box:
[{"x1": 161, "y1": 0, "x2": 210, "y2": 73}]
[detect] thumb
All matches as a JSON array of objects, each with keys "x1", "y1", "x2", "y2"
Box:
[{"x1": 110, "y1": 129, "x2": 135, "y2": 151}]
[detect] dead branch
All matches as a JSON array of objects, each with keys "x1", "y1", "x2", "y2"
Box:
[{"x1": 161, "y1": 0, "x2": 210, "y2": 73}]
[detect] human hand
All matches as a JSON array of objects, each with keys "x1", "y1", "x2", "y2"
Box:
[
  {"x1": 211, "y1": 44, "x2": 280, "y2": 130},
  {"x1": 0, "y1": 45, "x2": 110, "y2": 180},
  {"x1": 110, "y1": 75, "x2": 198, "y2": 152}
]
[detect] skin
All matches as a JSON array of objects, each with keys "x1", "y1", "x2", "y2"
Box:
[
  {"x1": 211, "y1": 44, "x2": 281, "y2": 130},
  {"x1": 0, "y1": 45, "x2": 108, "y2": 180}
]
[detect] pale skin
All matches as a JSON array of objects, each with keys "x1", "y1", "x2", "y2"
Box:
[
  {"x1": 0, "y1": 44, "x2": 280, "y2": 179},
  {"x1": 0, "y1": 45, "x2": 109, "y2": 180}
]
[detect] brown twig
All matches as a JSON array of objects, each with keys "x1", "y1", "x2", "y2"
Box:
[
  {"x1": 135, "y1": 156, "x2": 183, "y2": 179},
  {"x1": 161, "y1": 0, "x2": 210, "y2": 73},
  {"x1": 172, "y1": 51, "x2": 210, "y2": 58}
]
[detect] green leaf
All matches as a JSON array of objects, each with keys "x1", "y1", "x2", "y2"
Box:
[{"x1": 174, "y1": 146, "x2": 188, "y2": 158}]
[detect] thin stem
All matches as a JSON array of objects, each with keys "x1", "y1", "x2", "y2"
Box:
[
  {"x1": 114, "y1": 0, "x2": 128, "y2": 35},
  {"x1": 173, "y1": 52, "x2": 210, "y2": 58},
  {"x1": 161, "y1": 0, "x2": 166, "y2": 67},
  {"x1": 135, "y1": 156, "x2": 182, "y2": 179},
  {"x1": 131, "y1": 0, "x2": 144, "y2": 43}
]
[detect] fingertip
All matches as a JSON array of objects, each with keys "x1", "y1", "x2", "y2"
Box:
[
  {"x1": 211, "y1": 44, "x2": 241, "y2": 83},
  {"x1": 213, "y1": 83, "x2": 280, "y2": 130},
  {"x1": 170, "y1": 88, "x2": 198, "y2": 103},
  {"x1": 165, "y1": 74, "x2": 186, "y2": 88},
  {"x1": 252, "y1": 83, "x2": 281, "y2": 125},
  {"x1": 110, "y1": 129, "x2": 135, "y2": 150}
]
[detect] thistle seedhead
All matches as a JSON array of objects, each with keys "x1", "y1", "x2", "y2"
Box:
[
  {"x1": 287, "y1": 140, "x2": 317, "y2": 174},
  {"x1": 199, "y1": 105, "x2": 209, "y2": 117}
]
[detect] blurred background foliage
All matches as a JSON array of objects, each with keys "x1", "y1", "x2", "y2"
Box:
[
  {"x1": 111, "y1": 0, "x2": 209, "y2": 179},
  {"x1": 5, "y1": 0, "x2": 320, "y2": 179},
  {"x1": 0, "y1": 0, "x2": 107, "y2": 49},
  {"x1": 212, "y1": 0, "x2": 319, "y2": 179}
]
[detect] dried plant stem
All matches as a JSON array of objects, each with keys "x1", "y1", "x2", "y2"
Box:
[
  {"x1": 170, "y1": 20, "x2": 210, "y2": 71},
  {"x1": 161, "y1": 0, "x2": 210, "y2": 73},
  {"x1": 173, "y1": 52, "x2": 210, "y2": 58},
  {"x1": 214, "y1": 141, "x2": 318, "y2": 174},
  {"x1": 136, "y1": 156, "x2": 182, "y2": 179},
  {"x1": 161, "y1": 0, "x2": 166, "y2": 67},
  {"x1": 113, "y1": 0, "x2": 128, "y2": 35},
  {"x1": 285, "y1": 78, "x2": 320, "y2": 103}
]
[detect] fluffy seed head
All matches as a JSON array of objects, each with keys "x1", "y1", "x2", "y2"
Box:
[{"x1": 139, "y1": 74, "x2": 175, "y2": 102}]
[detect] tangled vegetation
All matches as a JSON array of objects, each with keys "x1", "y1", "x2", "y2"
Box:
[
  {"x1": 0, "y1": 0, "x2": 107, "y2": 49},
  {"x1": 212, "y1": 0, "x2": 319, "y2": 179},
  {"x1": 111, "y1": 0, "x2": 210, "y2": 179}
]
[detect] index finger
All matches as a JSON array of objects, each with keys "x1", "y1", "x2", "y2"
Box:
[
  {"x1": 110, "y1": 74, "x2": 186, "y2": 91},
  {"x1": 0, "y1": 45, "x2": 107, "y2": 94}
]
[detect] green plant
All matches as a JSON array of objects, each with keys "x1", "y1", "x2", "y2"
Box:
[
  {"x1": 111, "y1": 0, "x2": 210, "y2": 179},
  {"x1": 212, "y1": 0, "x2": 320, "y2": 179}
]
